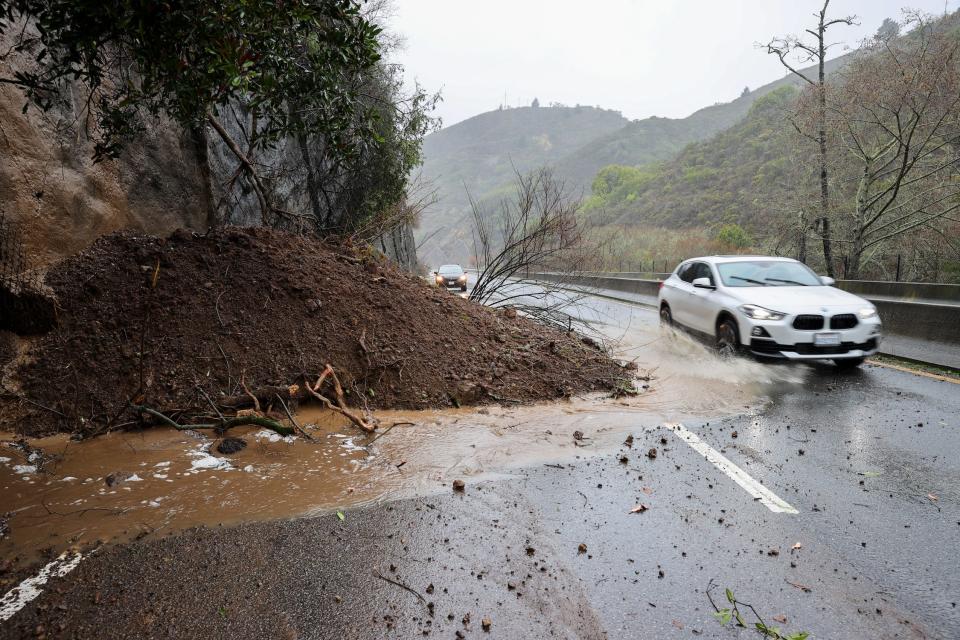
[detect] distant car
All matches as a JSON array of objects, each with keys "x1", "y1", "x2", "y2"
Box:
[
  {"x1": 434, "y1": 264, "x2": 468, "y2": 291},
  {"x1": 658, "y1": 256, "x2": 882, "y2": 368}
]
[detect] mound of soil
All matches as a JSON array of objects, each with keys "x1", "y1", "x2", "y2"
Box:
[{"x1": 4, "y1": 227, "x2": 626, "y2": 436}]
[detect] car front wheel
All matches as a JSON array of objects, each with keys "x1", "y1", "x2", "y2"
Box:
[{"x1": 716, "y1": 318, "x2": 741, "y2": 358}]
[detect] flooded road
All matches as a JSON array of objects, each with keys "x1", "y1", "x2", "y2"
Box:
[
  {"x1": 1, "y1": 301, "x2": 806, "y2": 566},
  {"x1": 2, "y1": 292, "x2": 959, "y2": 638}
]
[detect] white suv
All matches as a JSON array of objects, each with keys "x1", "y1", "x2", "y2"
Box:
[{"x1": 658, "y1": 256, "x2": 881, "y2": 368}]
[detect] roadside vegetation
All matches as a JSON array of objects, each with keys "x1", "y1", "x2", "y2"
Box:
[{"x1": 580, "y1": 5, "x2": 960, "y2": 282}]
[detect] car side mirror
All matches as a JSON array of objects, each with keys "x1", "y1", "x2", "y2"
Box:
[
  {"x1": 820, "y1": 276, "x2": 835, "y2": 286},
  {"x1": 692, "y1": 277, "x2": 715, "y2": 290},
  {"x1": 433, "y1": 271, "x2": 438, "y2": 275}
]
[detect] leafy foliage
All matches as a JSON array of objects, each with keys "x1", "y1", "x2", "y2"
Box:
[
  {"x1": 710, "y1": 586, "x2": 810, "y2": 640},
  {"x1": 0, "y1": 0, "x2": 383, "y2": 160}
]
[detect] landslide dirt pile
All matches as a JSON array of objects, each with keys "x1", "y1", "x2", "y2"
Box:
[{"x1": 4, "y1": 227, "x2": 627, "y2": 436}]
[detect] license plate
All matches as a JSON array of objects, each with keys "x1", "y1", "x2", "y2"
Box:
[{"x1": 814, "y1": 332, "x2": 841, "y2": 346}]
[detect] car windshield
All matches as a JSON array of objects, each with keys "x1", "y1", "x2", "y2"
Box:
[
  {"x1": 716, "y1": 260, "x2": 822, "y2": 287},
  {"x1": 438, "y1": 265, "x2": 463, "y2": 276}
]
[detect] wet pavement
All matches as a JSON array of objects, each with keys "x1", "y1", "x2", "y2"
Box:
[{"x1": 1, "y1": 294, "x2": 959, "y2": 638}]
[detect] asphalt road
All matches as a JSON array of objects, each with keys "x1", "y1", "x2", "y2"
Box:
[{"x1": 2, "y1": 292, "x2": 959, "y2": 639}]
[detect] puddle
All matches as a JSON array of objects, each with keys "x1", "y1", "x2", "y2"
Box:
[{"x1": 0, "y1": 304, "x2": 807, "y2": 567}]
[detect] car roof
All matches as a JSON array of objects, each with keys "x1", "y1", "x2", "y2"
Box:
[
  {"x1": 438, "y1": 264, "x2": 463, "y2": 270},
  {"x1": 682, "y1": 255, "x2": 798, "y2": 265}
]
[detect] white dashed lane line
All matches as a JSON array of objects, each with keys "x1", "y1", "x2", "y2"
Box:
[
  {"x1": 665, "y1": 422, "x2": 799, "y2": 514},
  {"x1": 0, "y1": 550, "x2": 83, "y2": 622}
]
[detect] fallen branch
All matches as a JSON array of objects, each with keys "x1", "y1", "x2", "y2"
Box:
[
  {"x1": 304, "y1": 365, "x2": 376, "y2": 433},
  {"x1": 131, "y1": 404, "x2": 294, "y2": 436},
  {"x1": 366, "y1": 421, "x2": 414, "y2": 446},
  {"x1": 240, "y1": 375, "x2": 262, "y2": 413},
  {"x1": 373, "y1": 569, "x2": 426, "y2": 604},
  {"x1": 275, "y1": 393, "x2": 315, "y2": 442}
]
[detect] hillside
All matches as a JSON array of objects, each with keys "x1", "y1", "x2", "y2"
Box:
[
  {"x1": 583, "y1": 86, "x2": 801, "y2": 231},
  {"x1": 416, "y1": 58, "x2": 849, "y2": 266},
  {"x1": 551, "y1": 56, "x2": 845, "y2": 189},
  {"x1": 416, "y1": 105, "x2": 629, "y2": 265}
]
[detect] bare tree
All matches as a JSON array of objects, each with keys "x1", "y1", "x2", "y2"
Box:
[
  {"x1": 765, "y1": 0, "x2": 857, "y2": 276},
  {"x1": 817, "y1": 13, "x2": 960, "y2": 279},
  {"x1": 467, "y1": 169, "x2": 595, "y2": 331}
]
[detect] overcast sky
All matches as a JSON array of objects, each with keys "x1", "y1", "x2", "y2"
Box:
[{"x1": 388, "y1": 0, "x2": 958, "y2": 128}]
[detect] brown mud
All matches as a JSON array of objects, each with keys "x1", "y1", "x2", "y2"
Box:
[
  {"x1": 0, "y1": 227, "x2": 625, "y2": 437},
  {"x1": 0, "y1": 317, "x2": 808, "y2": 578}
]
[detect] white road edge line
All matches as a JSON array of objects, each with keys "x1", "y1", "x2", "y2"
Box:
[
  {"x1": 665, "y1": 422, "x2": 798, "y2": 515},
  {"x1": 0, "y1": 550, "x2": 83, "y2": 622}
]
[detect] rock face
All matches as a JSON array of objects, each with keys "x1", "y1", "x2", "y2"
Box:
[
  {"x1": 0, "y1": 80, "x2": 212, "y2": 269},
  {"x1": 0, "y1": 31, "x2": 417, "y2": 272}
]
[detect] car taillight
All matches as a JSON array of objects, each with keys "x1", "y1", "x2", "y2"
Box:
[{"x1": 658, "y1": 281, "x2": 664, "y2": 290}]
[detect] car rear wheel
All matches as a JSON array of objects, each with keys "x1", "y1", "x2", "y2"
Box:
[
  {"x1": 461, "y1": 285, "x2": 467, "y2": 292},
  {"x1": 834, "y1": 357, "x2": 865, "y2": 370},
  {"x1": 659, "y1": 304, "x2": 672, "y2": 326},
  {"x1": 716, "y1": 318, "x2": 741, "y2": 358}
]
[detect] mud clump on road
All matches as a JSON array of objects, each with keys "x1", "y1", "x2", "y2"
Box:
[{"x1": 2, "y1": 227, "x2": 627, "y2": 436}]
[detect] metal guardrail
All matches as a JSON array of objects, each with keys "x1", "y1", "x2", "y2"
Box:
[{"x1": 528, "y1": 272, "x2": 960, "y2": 352}]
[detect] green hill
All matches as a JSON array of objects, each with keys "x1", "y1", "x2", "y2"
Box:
[
  {"x1": 583, "y1": 85, "x2": 801, "y2": 231},
  {"x1": 415, "y1": 57, "x2": 848, "y2": 266},
  {"x1": 416, "y1": 105, "x2": 629, "y2": 265}
]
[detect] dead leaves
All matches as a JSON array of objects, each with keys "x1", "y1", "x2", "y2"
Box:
[{"x1": 629, "y1": 504, "x2": 649, "y2": 514}]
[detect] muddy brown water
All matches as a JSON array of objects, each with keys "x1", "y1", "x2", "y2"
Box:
[{"x1": 0, "y1": 325, "x2": 806, "y2": 569}]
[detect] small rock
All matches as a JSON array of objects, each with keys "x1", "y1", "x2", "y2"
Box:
[
  {"x1": 624, "y1": 434, "x2": 634, "y2": 447},
  {"x1": 647, "y1": 448, "x2": 657, "y2": 460},
  {"x1": 217, "y1": 437, "x2": 247, "y2": 455},
  {"x1": 105, "y1": 471, "x2": 131, "y2": 487},
  {"x1": 731, "y1": 430, "x2": 738, "y2": 438},
  {"x1": 573, "y1": 430, "x2": 584, "y2": 441},
  {"x1": 481, "y1": 617, "x2": 492, "y2": 631},
  {"x1": 578, "y1": 543, "x2": 587, "y2": 555},
  {"x1": 452, "y1": 479, "x2": 465, "y2": 492}
]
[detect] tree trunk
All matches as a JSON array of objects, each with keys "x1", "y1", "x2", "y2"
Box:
[
  {"x1": 816, "y1": 17, "x2": 835, "y2": 277},
  {"x1": 205, "y1": 112, "x2": 273, "y2": 226},
  {"x1": 797, "y1": 210, "x2": 807, "y2": 263},
  {"x1": 191, "y1": 124, "x2": 219, "y2": 229}
]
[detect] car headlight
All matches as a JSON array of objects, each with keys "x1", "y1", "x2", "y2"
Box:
[
  {"x1": 435, "y1": 276, "x2": 444, "y2": 283},
  {"x1": 858, "y1": 306, "x2": 877, "y2": 319},
  {"x1": 739, "y1": 304, "x2": 786, "y2": 321},
  {"x1": 457, "y1": 274, "x2": 467, "y2": 281}
]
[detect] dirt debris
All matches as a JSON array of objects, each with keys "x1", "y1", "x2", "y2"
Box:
[{"x1": 2, "y1": 227, "x2": 627, "y2": 436}]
